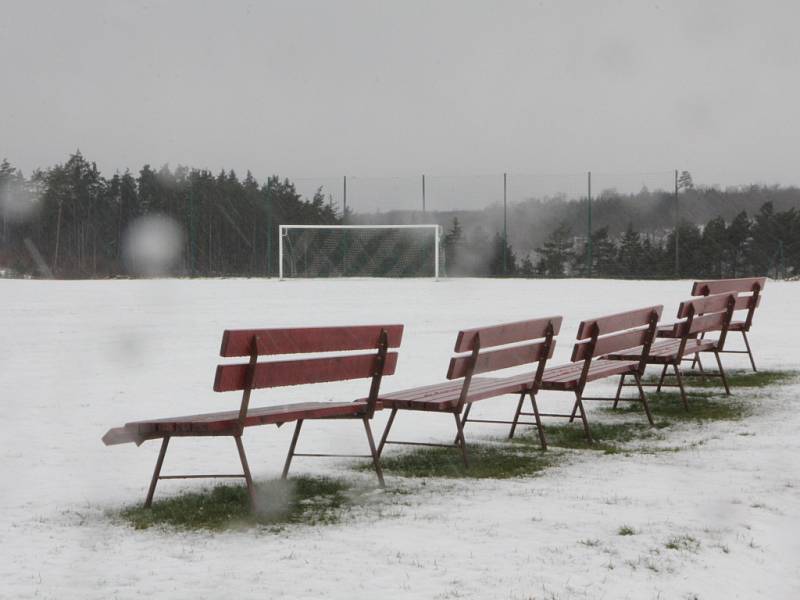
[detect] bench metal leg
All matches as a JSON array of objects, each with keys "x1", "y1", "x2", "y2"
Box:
[
  {"x1": 574, "y1": 392, "x2": 593, "y2": 444},
  {"x1": 634, "y1": 372, "x2": 655, "y2": 426},
  {"x1": 656, "y1": 364, "x2": 669, "y2": 392},
  {"x1": 454, "y1": 403, "x2": 472, "y2": 445},
  {"x1": 612, "y1": 373, "x2": 626, "y2": 409},
  {"x1": 714, "y1": 351, "x2": 731, "y2": 395},
  {"x1": 282, "y1": 419, "x2": 304, "y2": 480},
  {"x1": 362, "y1": 417, "x2": 385, "y2": 487},
  {"x1": 377, "y1": 408, "x2": 398, "y2": 458},
  {"x1": 144, "y1": 436, "x2": 170, "y2": 508},
  {"x1": 673, "y1": 364, "x2": 689, "y2": 411},
  {"x1": 742, "y1": 331, "x2": 757, "y2": 372},
  {"x1": 508, "y1": 392, "x2": 526, "y2": 439},
  {"x1": 453, "y1": 412, "x2": 469, "y2": 468},
  {"x1": 529, "y1": 392, "x2": 547, "y2": 450},
  {"x1": 234, "y1": 434, "x2": 257, "y2": 508}
]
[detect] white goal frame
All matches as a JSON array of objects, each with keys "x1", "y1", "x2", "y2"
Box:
[{"x1": 278, "y1": 224, "x2": 442, "y2": 280}]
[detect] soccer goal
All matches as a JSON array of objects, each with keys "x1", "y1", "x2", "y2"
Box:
[{"x1": 279, "y1": 224, "x2": 444, "y2": 280}]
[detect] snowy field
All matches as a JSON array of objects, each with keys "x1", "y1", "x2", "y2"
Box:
[{"x1": 1, "y1": 277, "x2": 798, "y2": 600}]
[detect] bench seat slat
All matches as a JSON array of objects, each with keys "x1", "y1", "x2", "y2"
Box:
[
  {"x1": 607, "y1": 338, "x2": 716, "y2": 363},
  {"x1": 376, "y1": 377, "x2": 524, "y2": 411},
  {"x1": 119, "y1": 401, "x2": 370, "y2": 437}
]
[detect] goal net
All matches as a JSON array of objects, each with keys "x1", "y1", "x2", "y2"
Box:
[{"x1": 279, "y1": 224, "x2": 444, "y2": 279}]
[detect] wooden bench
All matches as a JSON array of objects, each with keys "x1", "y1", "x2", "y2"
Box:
[
  {"x1": 102, "y1": 324, "x2": 403, "y2": 508},
  {"x1": 496, "y1": 305, "x2": 663, "y2": 447},
  {"x1": 658, "y1": 277, "x2": 765, "y2": 372},
  {"x1": 376, "y1": 317, "x2": 562, "y2": 465},
  {"x1": 610, "y1": 293, "x2": 737, "y2": 408}
]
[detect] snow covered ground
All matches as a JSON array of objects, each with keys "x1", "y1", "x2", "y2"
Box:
[{"x1": 1, "y1": 277, "x2": 798, "y2": 599}]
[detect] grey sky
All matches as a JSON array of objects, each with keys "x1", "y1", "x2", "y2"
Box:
[{"x1": 2, "y1": 0, "x2": 799, "y2": 201}]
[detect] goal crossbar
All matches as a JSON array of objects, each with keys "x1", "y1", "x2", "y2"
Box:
[{"x1": 278, "y1": 224, "x2": 442, "y2": 280}]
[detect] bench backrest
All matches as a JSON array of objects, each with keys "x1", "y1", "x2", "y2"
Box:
[
  {"x1": 214, "y1": 325, "x2": 404, "y2": 425},
  {"x1": 691, "y1": 277, "x2": 765, "y2": 331},
  {"x1": 572, "y1": 305, "x2": 663, "y2": 386},
  {"x1": 670, "y1": 293, "x2": 736, "y2": 352},
  {"x1": 446, "y1": 316, "x2": 563, "y2": 410}
]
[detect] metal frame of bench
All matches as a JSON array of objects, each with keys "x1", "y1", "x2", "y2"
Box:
[
  {"x1": 102, "y1": 324, "x2": 403, "y2": 508},
  {"x1": 508, "y1": 305, "x2": 663, "y2": 448},
  {"x1": 613, "y1": 293, "x2": 736, "y2": 409},
  {"x1": 688, "y1": 277, "x2": 765, "y2": 372},
  {"x1": 376, "y1": 316, "x2": 562, "y2": 465}
]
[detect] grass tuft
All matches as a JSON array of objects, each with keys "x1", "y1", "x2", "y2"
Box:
[
  {"x1": 618, "y1": 525, "x2": 637, "y2": 536},
  {"x1": 607, "y1": 391, "x2": 750, "y2": 421},
  {"x1": 119, "y1": 476, "x2": 352, "y2": 531},
  {"x1": 665, "y1": 534, "x2": 700, "y2": 552},
  {"x1": 376, "y1": 442, "x2": 556, "y2": 479}
]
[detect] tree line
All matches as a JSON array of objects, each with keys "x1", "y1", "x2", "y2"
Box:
[
  {"x1": 0, "y1": 152, "x2": 339, "y2": 278},
  {"x1": 1, "y1": 152, "x2": 798, "y2": 279},
  {"x1": 442, "y1": 201, "x2": 798, "y2": 279}
]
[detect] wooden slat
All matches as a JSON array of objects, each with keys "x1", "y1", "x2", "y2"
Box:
[
  {"x1": 572, "y1": 328, "x2": 649, "y2": 362},
  {"x1": 691, "y1": 277, "x2": 766, "y2": 295},
  {"x1": 687, "y1": 312, "x2": 728, "y2": 335},
  {"x1": 447, "y1": 340, "x2": 555, "y2": 380},
  {"x1": 213, "y1": 352, "x2": 398, "y2": 391},
  {"x1": 576, "y1": 306, "x2": 662, "y2": 339},
  {"x1": 677, "y1": 293, "x2": 733, "y2": 318},
  {"x1": 454, "y1": 316, "x2": 562, "y2": 352},
  {"x1": 219, "y1": 324, "x2": 404, "y2": 357}
]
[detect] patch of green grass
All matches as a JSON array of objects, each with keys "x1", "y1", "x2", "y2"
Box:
[
  {"x1": 642, "y1": 369, "x2": 797, "y2": 389},
  {"x1": 119, "y1": 476, "x2": 352, "y2": 531},
  {"x1": 683, "y1": 369, "x2": 797, "y2": 388},
  {"x1": 608, "y1": 391, "x2": 749, "y2": 421},
  {"x1": 665, "y1": 534, "x2": 700, "y2": 552},
  {"x1": 618, "y1": 525, "x2": 637, "y2": 536},
  {"x1": 512, "y1": 421, "x2": 666, "y2": 454},
  {"x1": 375, "y1": 442, "x2": 556, "y2": 479}
]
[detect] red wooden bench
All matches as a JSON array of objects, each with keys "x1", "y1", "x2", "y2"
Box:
[
  {"x1": 495, "y1": 305, "x2": 663, "y2": 447},
  {"x1": 658, "y1": 277, "x2": 765, "y2": 372},
  {"x1": 610, "y1": 293, "x2": 737, "y2": 408},
  {"x1": 376, "y1": 317, "x2": 562, "y2": 466},
  {"x1": 102, "y1": 324, "x2": 403, "y2": 508}
]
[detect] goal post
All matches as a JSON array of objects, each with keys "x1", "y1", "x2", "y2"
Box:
[{"x1": 279, "y1": 224, "x2": 443, "y2": 280}]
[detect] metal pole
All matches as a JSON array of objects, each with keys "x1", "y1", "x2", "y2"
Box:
[
  {"x1": 587, "y1": 171, "x2": 592, "y2": 278},
  {"x1": 422, "y1": 174, "x2": 426, "y2": 212},
  {"x1": 503, "y1": 172, "x2": 508, "y2": 275},
  {"x1": 278, "y1": 225, "x2": 284, "y2": 280},
  {"x1": 674, "y1": 169, "x2": 679, "y2": 277},
  {"x1": 343, "y1": 175, "x2": 347, "y2": 223},
  {"x1": 434, "y1": 225, "x2": 440, "y2": 280},
  {"x1": 266, "y1": 185, "x2": 272, "y2": 277}
]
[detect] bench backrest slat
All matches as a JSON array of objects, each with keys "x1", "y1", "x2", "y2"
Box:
[
  {"x1": 691, "y1": 277, "x2": 766, "y2": 296},
  {"x1": 215, "y1": 352, "x2": 399, "y2": 392},
  {"x1": 576, "y1": 306, "x2": 663, "y2": 339},
  {"x1": 447, "y1": 340, "x2": 555, "y2": 380},
  {"x1": 220, "y1": 325, "x2": 404, "y2": 357},
  {"x1": 571, "y1": 328, "x2": 650, "y2": 362},
  {"x1": 677, "y1": 292, "x2": 737, "y2": 318},
  {"x1": 454, "y1": 316, "x2": 563, "y2": 352},
  {"x1": 571, "y1": 305, "x2": 662, "y2": 389},
  {"x1": 447, "y1": 316, "x2": 561, "y2": 411}
]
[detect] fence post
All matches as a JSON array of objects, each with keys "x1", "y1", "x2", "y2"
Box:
[
  {"x1": 422, "y1": 173, "x2": 426, "y2": 212},
  {"x1": 503, "y1": 172, "x2": 508, "y2": 275},
  {"x1": 266, "y1": 185, "x2": 272, "y2": 277},
  {"x1": 674, "y1": 169, "x2": 680, "y2": 277},
  {"x1": 343, "y1": 175, "x2": 347, "y2": 223},
  {"x1": 587, "y1": 171, "x2": 592, "y2": 278}
]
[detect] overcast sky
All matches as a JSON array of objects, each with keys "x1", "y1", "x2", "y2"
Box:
[{"x1": 2, "y1": 0, "x2": 799, "y2": 195}]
